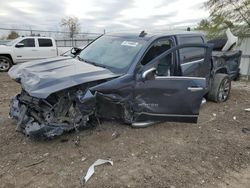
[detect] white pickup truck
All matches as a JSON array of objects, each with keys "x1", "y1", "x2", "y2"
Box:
[{"x1": 0, "y1": 36, "x2": 69, "y2": 72}]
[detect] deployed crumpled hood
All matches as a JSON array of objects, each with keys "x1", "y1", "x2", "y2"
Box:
[{"x1": 8, "y1": 56, "x2": 120, "y2": 98}]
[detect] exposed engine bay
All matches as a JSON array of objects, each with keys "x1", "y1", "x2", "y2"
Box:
[
  {"x1": 10, "y1": 87, "x2": 95, "y2": 139},
  {"x1": 9, "y1": 79, "x2": 134, "y2": 139}
]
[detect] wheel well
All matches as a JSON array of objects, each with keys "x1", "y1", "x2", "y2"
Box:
[
  {"x1": 0, "y1": 54, "x2": 13, "y2": 63},
  {"x1": 215, "y1": 68, "x2": 228, "y2": 74}
]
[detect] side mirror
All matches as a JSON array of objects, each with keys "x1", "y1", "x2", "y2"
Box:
[
  {"x1": 71, "y1": 47, "x2": 77, "y2": 54},
  {"x1": 15, "y1": 43, "x2": 24, "y2": 48},
  {"x1": 142, "y1": 67, "x2": 156, "y2": 80}
]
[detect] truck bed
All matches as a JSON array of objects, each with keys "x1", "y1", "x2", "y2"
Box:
[{"x1": 212, "y1": 50, "x2": 242, "y2": 80}]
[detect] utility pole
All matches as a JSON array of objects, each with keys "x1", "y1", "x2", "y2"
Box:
[{"x1": 29, "y1": 26, "x2": 33, "y2": 36}]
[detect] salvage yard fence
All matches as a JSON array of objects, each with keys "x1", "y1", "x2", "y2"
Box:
[
  {"x1": 237, "y1": 36, "x2": 250, "y2": 80},
  {"x1": 0, "y1": 27, "x2": 101, "y2": 47},
  {"x1": 55, "y1": 38, "x2": 94, "y2": 47}
]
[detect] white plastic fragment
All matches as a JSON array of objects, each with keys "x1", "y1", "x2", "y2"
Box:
[
  {"x1": 201, "y1": 98, "x2": 206, "y2": 106},
  {"x1": 81, "y1": 157, "x2": 86, "y2": 162},
  {"x1": 233, "y1": 116, "x2": 236, "y2": 120},
  {"x1": 245, "y1": 108, "x2": 250, "y2": 112},
  {"x1": 222, "y1": 28, "x2": 238, "y2": 51},
  {"x1": 80, "y1": 159, "x2": 113, "y2": 185}
]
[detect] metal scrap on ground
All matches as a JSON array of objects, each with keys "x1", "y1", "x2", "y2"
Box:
[
  {"x1": 242, "y1": 128, "x2": 250, "y2": 134},
  {"x1": 80, "y1": 159, "x2": 113, "y2": 186}
]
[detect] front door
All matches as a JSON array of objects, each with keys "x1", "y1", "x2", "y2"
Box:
[
  {"x1": 14, "y1": 38, "x2": 38, "y2": 63},
  {"x1": 133, "y1": 43, "x2": 212, "y2": 123}
]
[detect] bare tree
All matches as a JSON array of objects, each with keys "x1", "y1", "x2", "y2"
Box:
[
  {"x1": 60, "y1": 16, "x2": 81, "y2": 38},
  {"x1": 7, "y1": 31, "x2": 19, "y2": 39}
]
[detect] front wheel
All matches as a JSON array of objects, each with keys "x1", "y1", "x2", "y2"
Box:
[
  {"x1": 207, "y1": 73, "x2": 231, "y2": 103},
  {"x1": 0, "y1": 56, "x2": 12, "y2": 72}
]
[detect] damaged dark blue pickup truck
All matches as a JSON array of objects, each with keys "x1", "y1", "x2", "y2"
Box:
[{"x1": 8, "y1": 30, "x2": 242, "y2": 139}]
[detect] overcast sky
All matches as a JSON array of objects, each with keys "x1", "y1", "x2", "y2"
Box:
[{"x1": 0, "y1": 0, "x2": 208, "y2": 33}]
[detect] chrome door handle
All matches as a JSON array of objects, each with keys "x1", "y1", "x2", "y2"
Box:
[{"x1": 187, "y1": 87, "x2": 204, "y2": 92}]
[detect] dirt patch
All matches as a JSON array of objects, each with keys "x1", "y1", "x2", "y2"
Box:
[{"x1": 0, "y1": 72, "x2": 250, "y2": 188}]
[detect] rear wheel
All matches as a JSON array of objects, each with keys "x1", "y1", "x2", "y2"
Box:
[
  {"x1": 0, "y1": 56, "x2": 12, "y2": 72},
  {"x1": 207, "y1": 73, "x2": 231, "y2": 103}
]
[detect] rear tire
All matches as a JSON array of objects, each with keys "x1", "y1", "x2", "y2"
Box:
[
  {"x1": 0, "y1": 56, "x2": 12, "y2": 72},
  {"x1": 207, "y1": 73, "x2": 231, "y2": 103}
]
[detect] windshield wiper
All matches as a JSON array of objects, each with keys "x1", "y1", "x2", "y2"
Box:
[
  {"x1": 77, "y1": 55, "x2": 85, "y2": 61},
  {"x1": 77, "y1": 56, "x2": 107, "y2": 68},
  {"x1": 91, "y1": 62, "x2": 107, "y2": 69}
]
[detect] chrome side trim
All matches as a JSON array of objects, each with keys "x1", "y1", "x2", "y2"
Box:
[
  {"x1": 181, "y1": 58, "x2": 204, "y2": 66},
  {"x1": 131, "y1": 121, "x2": 157, "y2": 128},
  {"x1": 155, "y1": 76, "x2": 205, "y2": 80},
  {"x1": 187, "y1": 87, "x2": 204, "y2": 92},
  {"x1": 136, "y1": 111, "x2": 198, "y2": 117}
]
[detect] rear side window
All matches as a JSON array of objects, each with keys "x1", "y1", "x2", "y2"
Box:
[
  {"x1": 179, "y1": 36, "x2": 204, "y2": 64},
  {"x1": 19, "y1": 38, "x2": 35, "y2": 47},
  {"x1": 38, "y1": 39, "x2": 53, "y2": 47}
]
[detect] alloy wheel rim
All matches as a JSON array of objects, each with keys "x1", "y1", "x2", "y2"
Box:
[
  {"x1": 0, "y1": 59, "x2": 10, "y2": 71},
  {"x1": 218, "y1": 79, "x2": 230, "y2": 101}
]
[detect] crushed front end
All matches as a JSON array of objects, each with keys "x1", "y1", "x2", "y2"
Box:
[
  {"x1": 9, "y1": 89, "x2": 95, "y2": 139},
  {"x1": 7, "y1": 56, "x2": 124, "y2": 139}
]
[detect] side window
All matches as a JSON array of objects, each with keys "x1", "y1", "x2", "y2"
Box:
[
  {"x1": 141, "y1": 39, "x2": 173, "y2": 76},
  {"x1": 19, "y1": 38, "x2": 35, "y2": 47},
  {"x1": 38, "y1": 39, "x2": 53, "y2": 47},
  {"x1": 179, "y1": 36, "x2": 204, "y2": 64},
  {"x1": 180, "y1": 46, "x2": 207, "y2": 77}
]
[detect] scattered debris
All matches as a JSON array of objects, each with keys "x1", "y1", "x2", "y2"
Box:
[
  {"x1": 73, "y1": 136, "x2": 80, "y2": 147},
  {"x1": 43, "y1": 153, "x2": 49, "y2": 157},
  {"x1": 60, "y1": 138, "x2": 69, "y2": 143},
  {"x1": 245, "y1": 108, "x2": 250, "y2": 112},
  {"x1": 242, "y1": 128, "x2": 250, "y2": 134},
  {"x1": 80, "y1": 159, "x2": 113, "y2": 185},
  {"x1": 81, "y1": 157, "x2": 86, "y2": 162},
  {"x1": 24, "y1": 159, "x2": 45, "y2": 168},
  {"x1": 200, "y1": 114, "x2": 217, "y2": 125},
  {"x1": 201, "y1": 98, "x2": 206, "y2": 106},
  {"x1": 111, "y1": 131, "x2": 120, "y2": 140}
]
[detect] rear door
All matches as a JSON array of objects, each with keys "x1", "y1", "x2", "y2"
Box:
[
  {"x1": 37, "y1": 38, "x2": 57, "y2": 58},
  {"x1": 133, "y1": 43, "x2": 212, "y2": 123},
  {"x1": 177, "y1": 36, "x2": 211, "y2": 85}
]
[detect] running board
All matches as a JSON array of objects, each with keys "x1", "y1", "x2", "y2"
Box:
[{"x1": 131, "y1": 121, "x2": 158, "y2": 128}]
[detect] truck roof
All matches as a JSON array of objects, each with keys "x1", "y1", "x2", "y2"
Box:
[
  {"x1": 106, "y1": 30, "x2": 204, "y2": 41},
  {"x1": 18, "y1": 36, "x2": 54, "y2": 39}
]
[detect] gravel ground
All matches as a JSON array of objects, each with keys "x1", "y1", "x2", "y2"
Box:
[{"x1": 0, "y1": 72, "x2": 250, "y2": 188}]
